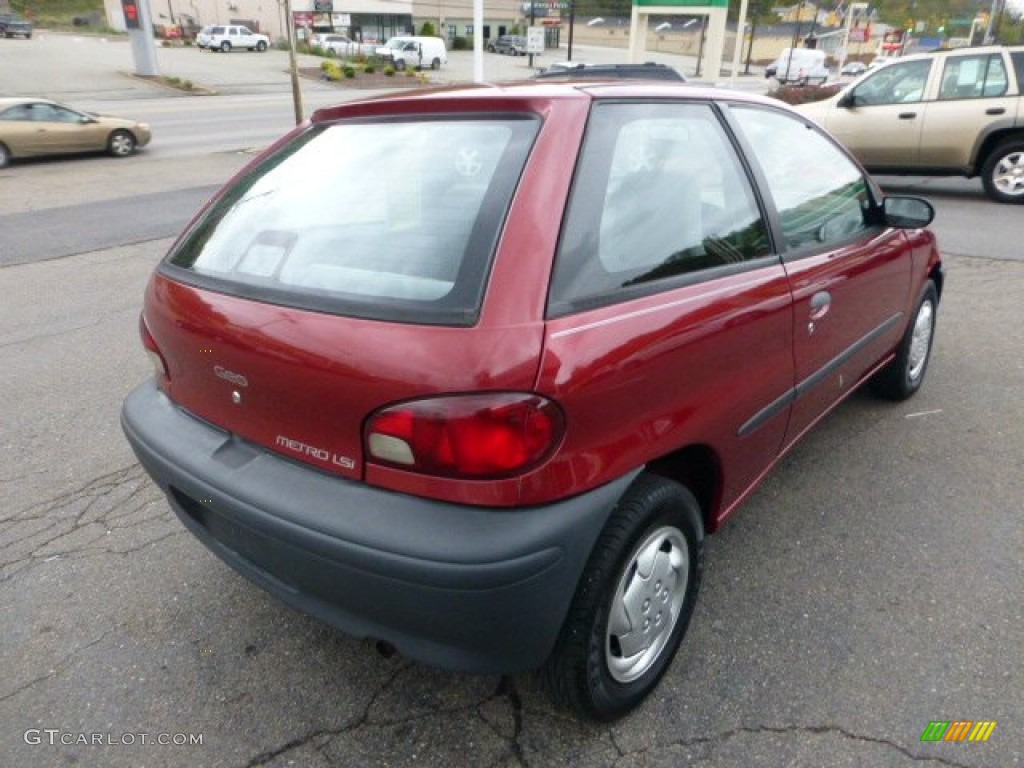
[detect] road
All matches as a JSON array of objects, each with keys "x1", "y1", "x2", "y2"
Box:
[{"x1": 1, "y1": 33, "x2": 1022, "y2": 768}]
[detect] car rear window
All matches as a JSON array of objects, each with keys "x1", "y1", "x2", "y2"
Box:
[{"x1": 164, "y1": 115, "x2": 540, "y2": 325}]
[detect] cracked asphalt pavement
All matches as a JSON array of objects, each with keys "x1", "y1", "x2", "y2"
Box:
[{"x1": 2, "y1": 38, "x2": 1022, "y2": 768}]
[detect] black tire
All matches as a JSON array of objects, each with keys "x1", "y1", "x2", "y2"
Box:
[
  {"x1": 0, "y1": 142, "x2": 10, "y2": 168},
  {"x1": 543, "y1": 473, "x2": 704, "y2": 721},
  {"x1": 980, "y1": 140, "x2": 1024, "y2": 204},
  {"x1": 220, "y1": 41, "x2": 231, "y2": 53},
  {"x1": 431, "y1": 57, "x2": 440, "y2": 70},
  {"x1": 870, "y1": 280, "x2": 938, "y2": 401},
  {"x1": 107, "y1": 129, "x2": 136, "y2": 158},
  {"x1": 256, "y1": 40, "x2": 267, "y2": 52}
]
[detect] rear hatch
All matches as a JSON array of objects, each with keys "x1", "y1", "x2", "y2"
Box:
[{"x1": 147, "y1": 113, "x2": 543, "y2": 481}]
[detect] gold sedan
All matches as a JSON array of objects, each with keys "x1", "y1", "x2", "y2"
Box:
[{"x1": 0, "y1": 97, "x2": 151, "y2": 167}]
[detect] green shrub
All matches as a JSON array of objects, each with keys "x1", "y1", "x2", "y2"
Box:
[
  {"x1": 320, "y1": 60, "x2": 332, "y2": 72},
  {"x1": 420, "y1": 21, "x2": 436, "y2": 37},
  {"x1": 363, "y1": 63, "x2": 375, "y2": 74},
  {"x1": 452, "y1": 36, "x2": 469, "y2": 51},
  {"x1": 343, "y1": 65, "x2": 356, "y2": 78},
  {"x1": 384, "y1": 65, "x2": 396, "y2": 77}
]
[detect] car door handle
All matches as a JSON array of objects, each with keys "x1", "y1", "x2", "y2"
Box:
[
  {"x1": 809, "y1": 291, "x2": 832, "y2": 320},
  {"x1": 898, "y1": 112, "x2": 917, "y2": 119},
  {"x1": 986, "y1": 107, "x2": 1006, "y2": 115}
]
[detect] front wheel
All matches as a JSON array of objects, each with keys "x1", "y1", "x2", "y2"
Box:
[
  {"x1": 430, "y1": 57, "x2": 440, "y2": 70},
  {"x1": 107, "y1": 130, "x2": 136, "y2": 158},
  {"x1": 256, "y1": 40, "x2": 267, "y2": 52},
  {"x1": 981, "y1": 141, "x2": 1024, "y2": 204},
  {"x1": 870, "y1": 280, "x2": 938, "y2": 400},
  {"x1": 0, "y1": 142, "x2": 10, "y2": 168},
  {"x1": 543, "y1": 474, "x2": 704, "y2": 721}
]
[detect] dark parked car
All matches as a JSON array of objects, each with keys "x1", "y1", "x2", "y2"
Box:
[
  {"x1": 535, "y1": 61, "x2": 685, "y2": 81},
  {"x1": 122, "y1": 81, "x2": 943, "y2": 721},
  {"x1": 0, "y1": 12, "x2": 33, "y2": 38},
  {"x1": 488, "y1": 34, "x2": 527, "y2": 56}
]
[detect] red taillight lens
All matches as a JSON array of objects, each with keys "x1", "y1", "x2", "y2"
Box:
[
  {"x1": 139, "y1": 314, "x2": 169, "y2": 382},
  {"x1": 365, "y1": 393, "x2": 564, "y2": 479}
]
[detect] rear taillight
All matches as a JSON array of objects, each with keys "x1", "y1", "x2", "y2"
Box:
[
  {"x1": 139, "y1": 314, "x2": 169, "y2": 384},
  {"x1": 365, "y1": 393, "x2": 564, "y2": 479}
]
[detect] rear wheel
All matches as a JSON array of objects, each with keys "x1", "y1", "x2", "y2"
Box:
[
  {"x1": 107, "y1": 130, "x2": 136, "y2": 158},
  {"x1": 0, "y1": 142, "x2": 10, "y2": 168},
  {"x1": 543, "y1": 473, "x2": 704, "y2": 721},
  {"x1": 870, "y1": 280, "x2": 938, "y2": 400},
  {"x1": 431, "y1": 57, "x2": 440, "y2": 70},
  {"x1": 981, "y1": 140, "x2": 1024, "y2": 204},
  {"x1": 220, "y1": 41, "x2": 231, "y2": 53}
]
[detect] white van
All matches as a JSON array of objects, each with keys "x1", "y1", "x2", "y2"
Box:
[
  {"x1": 770, "y1": 48, "x2": 829, "y2": 85},
  {"x1": 375, "y1": 36, "x2": 448, "y2": 70}
]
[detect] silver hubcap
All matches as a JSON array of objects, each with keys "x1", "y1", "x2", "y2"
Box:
[
  {"x1": 606, "y1": 526, "x2": 688, "y2": 683},
  {"x1": 992, "y1": 151, "x2": 1024, "y2": 198},
  {"x1": 907, "y1": 300, "x2": 934, "y2": 382},
  {"x1": 110, "y1": 134, "x2": 132, "y2": 156}
]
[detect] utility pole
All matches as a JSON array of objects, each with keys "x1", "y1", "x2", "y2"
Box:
[{"x1": 283, "y1": 0, "x2": 304, "y2": 125}]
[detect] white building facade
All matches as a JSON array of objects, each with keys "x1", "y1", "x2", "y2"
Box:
[{"x1": 106, "y1": 0, "x2": 523, "y2": 45}]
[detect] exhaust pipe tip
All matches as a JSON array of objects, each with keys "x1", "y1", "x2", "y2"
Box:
[{"x1": 374, "y1": 639, "x2": 397, "y2": 659}]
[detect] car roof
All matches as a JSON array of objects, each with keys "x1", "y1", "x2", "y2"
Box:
[
  {"x1": 309, "y1": 80, "x2": 775, "y2": 124},
  {"x1": 533, "y1": 62, "x2": 685, "y2": 82},
  {"x1": 0, "y1": 97, "x2": 58, "y2": 108}
]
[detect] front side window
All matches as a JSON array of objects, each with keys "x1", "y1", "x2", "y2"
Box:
[
  {"x1": 850, "y1": 59, "x2": 932, "y2": 105},
  {"x1": 550, "y1": 102, "x2": 772, "y2": 314},
  {"x1": 938, "y1": 54, "x2": 1008, "y2": 100},
  {"x1": 165, "y1": 116, "x2": 539, "y2": 325},
  {"x1": 731, "y1": 106, "x2": 874, "y2": 252}
]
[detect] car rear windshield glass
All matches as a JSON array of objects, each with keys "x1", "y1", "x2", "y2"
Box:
[{"x1": 164, "y1": 115, "x2": 539, "y2": 325}]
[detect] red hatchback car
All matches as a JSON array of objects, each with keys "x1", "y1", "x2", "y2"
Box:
[{"x1": 122, "y1": 81, "x2": 943, "y2": 720}]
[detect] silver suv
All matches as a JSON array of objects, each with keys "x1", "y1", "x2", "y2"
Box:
[{"x1": 796, "y1": 46, "x2": 1024, "y2": 203}]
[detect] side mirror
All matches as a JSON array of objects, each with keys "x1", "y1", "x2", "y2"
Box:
[
  {"x1": 883, "y1": 196, "x2": 934, "y2": 229},
  {"x1": 837, "y1": 90, "x2": 856, "y2": 108}
]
